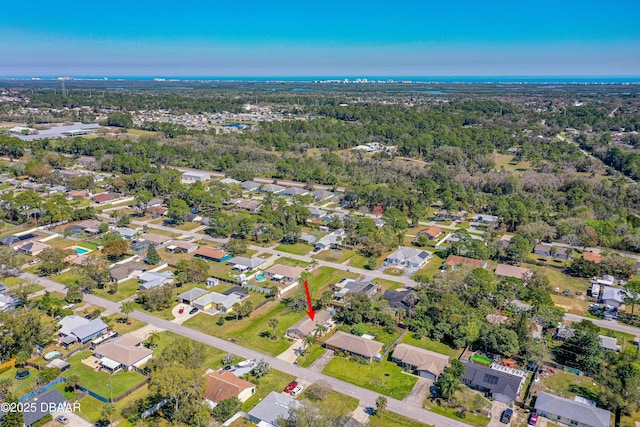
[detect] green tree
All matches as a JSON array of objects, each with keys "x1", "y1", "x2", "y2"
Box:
[
  {"x1": 101, "y1": 403, "x2": 116, "y2": 426},
  {"x1": 38, "y1": 247, "x2": 70, "y2": 275},
  {"x1": 623, "y1": 280, "x2": 640, "y2": 316},
  {"x1": 268, "y1": 318, "x2": 279, "y2": 339},
  {"x1": 599, "y1": 357, "x2": 640, "y2": 427},
  {"x1": 120, "y1": 300, "x2": 135, "y2": 321},
  {"x1": 147, "y1": 330, "x2": 160, "y2": 349},
  {"x1": 145, "y1": 245, "x2": 161, "y2": 265},
  {"x1": 106, "y1": 112, "x2": 133, "y2": 128},
  {"x1": 102, "y1": 237, "x2": 129, "y2": 261},
  {"x1": 212, "y1": 397, "x2": 241, "y2": 422},
  {"x1": 1, "y1": 394, "x2": 24, "y2": 427},
  {"x1": 558, "y1": 320, "x2": 603, "y2": 374},
  {"x1": 168, "y1": 198, "x2": 189, "y2": 224},
  {"x1": 149, "y1": 363, "x2": 205, "y2": 423},
  {"x1": 225, "y1": 238, "x2": 248, "y2": 256},
  {"x1": 508, "y1": 234, "x2": 532, "y2": 263},
  {"x1": 135, "y1": 190, "x2": 153, "y2": 212},
  {"x1": 375, "y1": 395, "x2": 388, "y2": 417}
]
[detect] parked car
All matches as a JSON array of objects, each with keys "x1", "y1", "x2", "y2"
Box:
[
  {"x1": 284, "y1": 381, "x2": 298, "y2": 393},
  {"x1": 500, "y1": 409, "x2": 513, "y2": 424},
  {"x1": 84, "y1": 314, "x2": 93, "y2": 319},
  {"x1": 290, "y1": 385, "x2": 304, "y2": 397},
  {"x1": 0, "y1": 283, "x2": 7, "y2": 293},
  {"x1": 528, "y1": 413, "x2": 538, "y2": 425},
  {"x1": 55, "y1": 414, "x2": 69, "y2": 425},
  {"x1": 189, "y1": 307, "x2": 198, "y2": 315},
  {"x1": 28, "y1": 258, "x2": 40, "y2": 265},
  {"x1": 178, "y1": 307, "x2": 185, "y2": 314}
]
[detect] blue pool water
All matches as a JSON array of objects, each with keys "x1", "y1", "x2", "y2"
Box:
[
  {"x1": 75, "y1": 247, "x2": 90, "y2": 255},
  {"x1": 44, "y1": 351, "x2": 61, "y2": 361},
  {"x1": 256, "y1": 275, "x2": 266, "y2": 282}
]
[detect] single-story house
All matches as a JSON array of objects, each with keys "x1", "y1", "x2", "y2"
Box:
[
  {"x1": 314, "y1": 228, "x2": 345, "y2": 250},
  {"x1": 260, "y1": 183, "x2": 285, "y2": 194},
  {"x1": 286, "y1": 310, "x2": 333, "y2": 340},
  {"x1": 382, "y1": 289, "x2": 418, "y2": 313},
  {"x1": 227, "y1": 256, "x2": 265, "y2": 272},
  {"x1": 58, "y1": 315, "x2": 90, "y2": 336},
  {"x1": 76, "y1": 155, "x2": 96, "y2": 167},
  {"x1": 392, "y1": 344, "x2": 449, "y2": 380},
  {"x1": 246, "y1": 391, "x2": 301, "y2": 427},
  {"x1": 91, "y1": 193, "x2": 117, "y2": 204},
  {"x1": 178, "y1": 287, "x2": 209, "y2": 304},
  {"x1": 204, "y1": 370, "x2": 256, "y2": 405},
  {"x1": 333, "y1": 279, "x2": 379, "y2": 302},
  {"x1": 298, "y1": 232, "x2": 318, "y2": 245},
  {"x1": 583, "y1": 252, "x2": 602, "y2": 264},
  {"x1": 462, "y1": 361, "x2": 527, "y2": 404},
  {"x1": 0, "y1": 232, "x2": 39, "y2": 247},
  {"x1": 324, "y1": 331, "x2": 383, "y2": 362},
  {"x1": 181, "y1": 171, "x2": 211, "y2": 183},
  {"x1": 444, "y1": 255, "x2": 488, "y2": 270},
  {"x1": 495, "y1": 264, "x2": 533, "y2": 281},
  {"x1": 533, "y1": 243, "x2": 570, "y2": 260},
  {"x1": 58, "y1": 315, "x2": 108, "y2": 344},
  {"x1": 218, "y1": 177, "x2": 241, "y2": 185},
  {"x1": 236, "y1": 199, "x2": 262, "y2": 214},
  {"x1": 148, "y1": 206, "x2": 168, "y2": 216},
  {"x1": 142, "y1": 233, "x2": 172, "y2": 248},
  {"x1": 600, "y1": 286, "x2": 626, "y2": 309},
  {"x1": 114, "y1": 227, "x2": 139, "y2": 240},
  {"x1": 534, "y1": 391, "x2": 611, "y2": 427},
  {"x1": 17, "y1": 240, "x2": 50, "y2": 256},
  {"x1": 0, "y1": 294, "x2": 18, "y2": 312},
  {"x1": 166, "y1": 240, "x2": 198, "y2": 254},
  {"x1": 94, "y1": 335, "x2": 153, "y2": 373},
  {"x1": 193, "y1": 291, "x2": 248, "y2": 313},
  {"x1": 138, "y1": 271, "x2": 174, "y2": 290},
  {"x1": 65, "y1": 219, "x2": 103, "y2": 234},
  {"x1": 598, "y1": 335, "x2": 621, "y2": 352},
  {"x1": 0, "y1": 389, "x2": 67, "y2": 427},
  {"x1": 241, "y1": 181, "x2": 262, "y2": 192},
  {"x1": 184, "y1": 213, "x2": 203, "y2": 222},
  {"x1": 416, "y1": 226, "x2": 443, "y2": 241},
  {"x1": 110, "y1": 261, "x2": 147, "y2": 283},
  {"x1": 308, "y1": 207, "x2": 327, "y2": 219},
  {"x1": 312, "y1": 189, "x2": 334, "y2": 202},
  {"x1": 264, "y1": 264, "x2": 304, "y2": 283},
  {"x1": 282, "y1": 187, "x2": 309, "y2": 197},
  {"x1": 385, "y1": 246, "x2": 432, "y2": 269},
  {"x1": 471, "y1": 214, "x2": 499, "y2": 224},
  {"x1": 598, "y1": 275, "x2": 615, "y2": 287},
  {"x1": 195, "y1": 246, "x2": 232, "y2": 263}
]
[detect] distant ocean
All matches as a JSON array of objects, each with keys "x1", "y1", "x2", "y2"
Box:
[{"x1": 4, "y1": 76, "x2": 640, "y2": 84}]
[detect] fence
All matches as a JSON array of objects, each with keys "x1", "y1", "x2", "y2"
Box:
[
  {"x1": 111, "y1": 377, "x2": 150, "y2": 403},
  {"x1": 76, "y1": 385, "x2": 109, "y2": 403},
  {"x1": 63, "y1": 342, "x2": 92, "y2": 360},
  {"x1": 19, "y1": 377, "x2": 67, "y2": 402},
  {"x1": 142, "y1": 398, "x2": 168, "y2": 419},
  {"x1": 242, "y1": 283, "x2": 271, "y2": 294},
  {"x1": 0, "y1": 359, "x2": 16, "y2": 371}
]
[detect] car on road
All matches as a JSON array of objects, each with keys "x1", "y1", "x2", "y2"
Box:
[
  {"x1": 528, "y1": 413, "x2": 538, "y2": 425},
  {"x1": 500, "y1": 408, "x2": 513, "y2": 424},
  {"x1": 189, "y1": 307, "x2": 198, "y2": 315},
  {"x1": 290, "y1": 385, "x2": 304, "y2": 397},
  {"x1": 178, "y1": 306, "x2": 185, "y2": 314},
  {"x1": 284, "y1": 381, "x2": 298, "y2": 393},
  {"x1": 55, "y1": 414, "x2": 69, "y2": 425}
]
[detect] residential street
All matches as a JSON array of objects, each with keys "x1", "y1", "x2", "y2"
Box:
[{"x1": 21, "y1": 272, "x2": 470, "y2": 427}]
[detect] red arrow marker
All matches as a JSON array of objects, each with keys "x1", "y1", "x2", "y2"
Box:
[{"x1": 304, "y1": 280, "x2": 316, "y2": 321}]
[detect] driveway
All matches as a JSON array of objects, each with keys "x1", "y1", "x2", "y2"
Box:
[
  {"x1": 43, "y1": 411, "x2": 92, "y2": 427},
  {"x1": 487, "y1": 401, "x2": 510, "y2": 427},
  {"x1": 277, "y1": 339, "x2": 303, "y2": 363},
  {"x1": 403, "y1": 377, "x2": 431, "y2": 407},
  {"x1": 308, "y1": 349, "x2": 334, "y2": 373}
]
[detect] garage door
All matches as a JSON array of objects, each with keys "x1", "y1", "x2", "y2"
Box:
[{"x1": 419, "y1": 371, "x2": 436, "y2": 381}]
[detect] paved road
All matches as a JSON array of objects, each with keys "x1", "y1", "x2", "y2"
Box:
[
  {"x1": 22, "y1": 272, "x2": 469, "y2": 427},
  {"x1": 564, "y1": 313, "x2": 640, "y2": 337}
]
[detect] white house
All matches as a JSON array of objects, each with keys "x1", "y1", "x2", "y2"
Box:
[
  {"x1": 181, "y1": 171, "x2": 211, "y2": 183},
  {"x1": 385, "y1": 246, "x2": 432, "y2": 269}
]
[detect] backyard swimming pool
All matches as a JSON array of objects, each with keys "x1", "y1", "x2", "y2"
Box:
[
  {"x1": 256, "y1": 275, "x2": 266, "y2": 282},
  {"x1": 74, "y1": 247, "x2": 90, "y2": 255}
]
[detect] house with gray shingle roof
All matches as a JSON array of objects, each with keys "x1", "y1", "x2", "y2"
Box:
[
  {"x1": 535, "y1": 392, "x2": 611, "y2": 427},
  {"x1": 385, "y1": 246, "x2": 432, "y2": 269}
]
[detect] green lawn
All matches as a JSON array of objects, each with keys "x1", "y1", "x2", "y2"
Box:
[
  {"x1": 297, "y1": 344, "x2": 326, "y2": 368},
  {"x1": 93, "y1": 278, "x2": 140, "y2": 302},
  {"x1": 0, "y1": 367, "x2": 39, "y2": 398},
  {"x1": 371, "y1": 278, "x2": 405, "y2": 291},
  {"x1": 312, "y1": 249, "x2": 356, "y2": 263},
  {"x1": 275, "y1": 243, "x2": 312, "y2": 256},
  {"x1": 411, "y1": 256, "x2": 445, "y2": 281},
  {"x1": 51, "y1": 270, "x2": 85, "y2": 286},
  {"x1": 540, "y1": 267, "x2": 590, "y2": 294},
  {"x1": 175, "y1": 222, "x2": 201, "y2": 231},
  {"x1": 302, "y1": 266, "x2": 358, "y2": 298},
  {"x1": 183, "y1": 301, "x2": 306, "y2": 356},
  {"x1": 540, "y1": 371, "x2": 599, "y2": 399},
  {"x1": 301, "y1": 389, "x2": 359, "y2": 417},
  {"x1": 240, "y1": 369, "x2": 296, "y2": 412},
  {"x1": 426, "y1": 388, "x2": 491, "y2": 427},
  {"x1": 401, "y1": 333, "x2": 462, "y2": 359},
  {"x1": 77, "y1": 242, "x2": 99, "y2": 251},
  {"x1": 348, "y1": 253, "x2": 370, "y2": 269},
  {"x1": 322, "y1": 357, "x2": 418, "y2": 399},
  {"x1": 62, "y1": 350, "x2": 147, "y2": 398},
  {"x1": 103, "y1": 313, "x2": 147, "y2": 335},
  {"x1": 273, "y1": 257, "x2": 310, "y2": 268},
  {"x1": 383, "y1": 267, "x2": 404, "y2": 276},
  {"x1": 369, "y1": 410, "x2": 429, "y2": 427},
  {"x1": 77, "y1": 384, "x2": 149, "y2": 427},
  {"x1": 43, "y1": 237, "x2": 76, "y2": 249}
]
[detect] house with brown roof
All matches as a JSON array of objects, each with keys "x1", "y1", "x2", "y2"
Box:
[
  {"x1": 324, "y1": 331, "x2": 383, "y2": 362},
  {"x1": 142, "y1": 233, "x2": 172, "y2": 248},
  {"x1": 17, "y1": 241, "x2": 50, "y2": 256},
  {"x1": 236, "y1": 199, "x2": 262, "y2": 214},
  {"x1": 584, "y1": 251, "x2": 602, "y2": 264},
  {"x1": 444, "y1": 255, "x2": 488, "y2": 271},
  {"x1": 391, "y1": 343, "x2": 449, "y2": 380},
  {"x1": 286, "y1": 310, "x2": 334, "y2": 340},
  {"x1": 203, "y1": 370, "x2": 256, "y2": 404},
  {"x1": 91, "y1": 193, "x2": 117, "y2": 204},
  {"x1": 195, "y1": 246, "x2": 232, "y2": 262},
  {"x1": 148, "y1": 206, "x2": 168, "y2": 216},
  {"x1": 495, "y1": 264, "x2": 532, "y2": 281},
  {"x1": 110, "y1": 261, "x2": 147, "y2": 283},
  {"x1": 264, "y1": 264, "x2": 304, "y2": 283},
  {"x1": 416, "y1": 226, "x2": 443, "y2": 241},
  {"x1": 93, "y1": 335, "x2": 153, "y2": 373}
]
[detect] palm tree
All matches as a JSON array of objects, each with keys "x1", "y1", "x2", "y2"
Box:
[
  {"x1": 65, "y1": 374, "x2": 81, "y2": 392},
  {"x1": 120, "y1": 300, "x2": 135, "y2": 322},
  {"x1": 313, "y1": 323, "x2": 328, "y2": 339},
  {"x1": 302, "y1": 334, "x2": 315, "y2": 354},
  {"x1": 623, "y1": 280, "x2": 640, "y2": 316},
  {"x1": 267, "y1": 318, "x2": 279, "y2": 339},
  {"x1": 375, "y1": 396, "x2": 387, "y2": 417},
  {"x1": 147, "y1": 330, "x2": 160, "y2": 349}
]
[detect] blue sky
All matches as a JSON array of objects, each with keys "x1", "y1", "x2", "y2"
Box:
[{"x1": 1, "y1": 0, "x2": 639, "y2": 77}]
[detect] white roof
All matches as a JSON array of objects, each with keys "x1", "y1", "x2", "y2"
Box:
[{"x1": 100, "y1": 357, "x2": 121, "y2": 370}]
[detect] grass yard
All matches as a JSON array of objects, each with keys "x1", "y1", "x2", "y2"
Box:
[
  {"x1": 143, "y1": 227, "x2": 177, "y2": 238},
  {"x1": 273, "y1": 257, "x2": 310, "y2": 268},
  {"x1": 275, "y1": 242, "x2": 312, "y2": 256},
  {"x1": 174, "y1": 222, "x2": 201, "y2": 231},
  {"x1": 0, "y1": 367, "x2": 39, "y2": 398},
  {"x1": 322, "y1": 357, "x2": 418, "y2": 399},
  {"x1": 347, "y1": 253, "x2": 369, "y2": 269},
  {"x1": 312, "y1": 249, "x2": 356, "y2": 263},
  {"x1": 40, "y1": 236, "x2": 75, "y2": 249},
  {"x1": 538, "y1": 371, "x2": 599, "y2": 402},
  {"x1": 369, "y1": 410, "x2": 429, "y2": 427},
  {"x1": 184, "y1": 301, "x2": 306, "y2": 356},
  {"x1": 371, "y1": 278, "x2": 405, "y2": 291},
  {"x1": 240, "y1": 369, "x2": 296, "y2": 412},
  {"x1": 411, "y1": 255, "x2": 445, "y2": 281},
  {"x1": 62, "y1": 350, "x2": 147, "y2": 398},
  {"x1": 301, "y1": 266, "x2": 358, "y2": 298},
  {"x1": 51, "y1": 270, "x2": 85, "y2": 286},
  {"x1": 301, "y1": 389, "x2": 359, "y2": 417},
  {"x1": 297, "y1": 344, "x2": 326, "y2": 368},
  {"x1": 550, "y1": 294, "x2": 589, "y2": 315},
  {"x1": 541, "y1": 267, "x2": 590, "y2": 294},
  {"x1": 103, "y1": 313, "x2": 147, "y2": 335},
  {"x1": 150, "y1": 331, "x2": 226, "y2": 373},
  {"x1": 493, "y1": 152, "x2": 532, "y2": 172},
  {"x1": 383, "y1": 267, "x2": 404, "y2": 276},
  {"x1": 426, "y1": 388, "x2": 491, "y2": 427},
  {"x1": 401, "y1": 333, "x2": 462, "y2": 359},
  {"x1": 93, "y1": 278, "x2": 140, "y2": 302}
]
